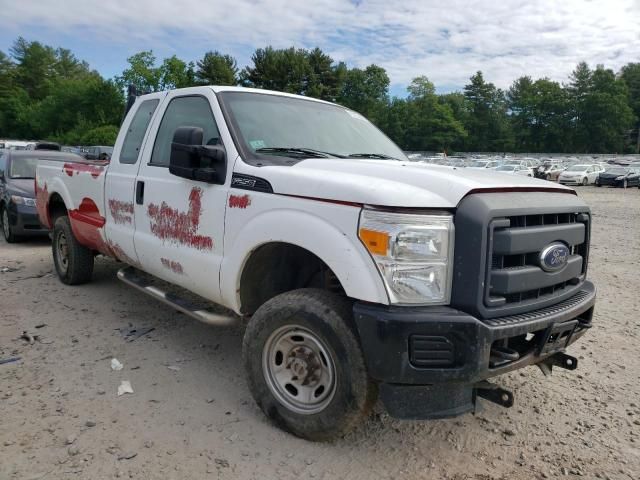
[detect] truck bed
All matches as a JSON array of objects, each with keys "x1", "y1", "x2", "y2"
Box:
[{"x1": 35, "y1": 158, "x2": 113, "y2": 255}]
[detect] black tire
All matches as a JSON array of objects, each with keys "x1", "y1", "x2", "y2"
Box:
[
  {"x1": 52, "y1": 216, "x2": 94, "y2": 285},
  {"x1": 582, "y1": 177, "x2": 588, "y2": 186},
  {"x1": 595, "y1": 181, "x2": 601, "y2": 187},
  {"x1": 243, "y1": 288, "x2": 377, "y2": 441},
  {"x1": 1, "y1": 205, "x2": 19, "y2": 243}
]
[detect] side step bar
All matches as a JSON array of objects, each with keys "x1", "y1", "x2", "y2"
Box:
[{"x1": 117, "y1": 267, "x2": 238, "y2": 327}]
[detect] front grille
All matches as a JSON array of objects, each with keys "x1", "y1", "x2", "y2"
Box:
[
  {"x1": 487, "y1": 212, "x2": 589, "y2": 308},
  {"x1": 451, "y1": 191, "x2": 591, "y2": 320}
]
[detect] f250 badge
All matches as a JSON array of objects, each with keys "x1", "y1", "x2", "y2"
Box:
[{"x1": 539, "y1": 242, "x2": 570, "y2": 272}]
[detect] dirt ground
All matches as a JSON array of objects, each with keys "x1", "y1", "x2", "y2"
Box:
[{"x1": 1, "y1": 186, "x2": 639, "y2": 480}]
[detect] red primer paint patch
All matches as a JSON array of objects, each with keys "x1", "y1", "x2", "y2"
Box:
[
  {"x1": 35, "y1": 181, "x2": 51, "y2": 228},
  {"x1": 147, "y1": 187, "x2": 213, "y2": 250},
  {"x1": 161, "y1": 258, "x2": 184, "y2": 275},
  {"x1": 108, "y1": 199, "x2": 134, "y2": 224},
  {"x1": 228, "y1": 194, "x2": 251, "y2": 209},
  {"x1": 68, "y1": 198, "x2": 110, "y2": 254},
  {"x1": 63, "y1": 162, "x2": 105, "y2": 179}
]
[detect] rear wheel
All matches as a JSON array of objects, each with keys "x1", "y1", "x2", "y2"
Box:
[
  {"x1": 1, "y1": 206, "x2": 18, "y2": 243},
  {"x1": 243, "y1": 288, "x2": 377, "y2": 441},
  {"x1": 52, "y1": 216, "x2": 94, "y2": 285}
]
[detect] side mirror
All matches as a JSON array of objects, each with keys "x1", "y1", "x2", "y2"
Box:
[{"x1": 169, "y1": 126, "x2": 227, "y2": 184}]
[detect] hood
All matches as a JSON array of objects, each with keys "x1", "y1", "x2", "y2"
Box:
[
  {"x1": 245, "y1": 159, "x2": 574, "y2": 208},
  {"x1": 599, "y1": 172, "x2": 626, "y2": 178},
  {"x1": 7, "y1": 178, "x2": 36, "y2": 197}
]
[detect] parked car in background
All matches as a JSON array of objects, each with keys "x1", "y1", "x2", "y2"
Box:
[
  {"x1": 534, "y1": 163, "x2": 565, "y2": 181},
  {"x1": 83, "y1": 146, "x2": 113, "y2": 161},
  {"x1": 467, "y1": 160, "x2": 501, "y2": 170},
  {"x1": 61, "y1": 146, "x2": 85, "y2": 155},
  {"x1": 558, "y1": 164, "x2": 602, "y2": 186},
  {"x1": 0, "y1": 150, "x2": 83, "y2": 242},
  {"x1": 495, "y1": 164, "x2": 532, "y2": 176},
  {"x1": 33, "y1": 141, "x2": 61, "y2": 151},
  {"x1": 596, "y1": 167, "x2": 640, "y2": 188}
]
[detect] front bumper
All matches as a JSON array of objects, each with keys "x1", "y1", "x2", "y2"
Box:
[
  {"x1": 558, "y1": 177, "x2": 583, "y2": 185},
  {"x1": 7, "y1": 203, "x2": 48, "y2": 235},
  {"x1": 353, "y1": 281, "x2": 595, "y2": 418}
]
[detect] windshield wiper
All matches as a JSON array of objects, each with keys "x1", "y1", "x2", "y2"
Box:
[
  {"x1": 347, "y1": 153, "x2": 402, "y2": 161},
  {"x1": 255, "y1": 147, "x2": 344, "y2": 158}
]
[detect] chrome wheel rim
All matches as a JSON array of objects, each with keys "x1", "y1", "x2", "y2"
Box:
[
  {"x1": 2, "y1": 210, "x2": 9, "y2": 239},
  {"x1": 56, "y1": 231, "x2": 69, "y2": 273},
  {"x1": 262, "y1": 325, "x2": 337, "y2": 415}
]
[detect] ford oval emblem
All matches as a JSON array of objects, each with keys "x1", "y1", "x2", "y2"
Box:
[{"x1": 539, "y1": 242, "x2": 570, "y2": 272}]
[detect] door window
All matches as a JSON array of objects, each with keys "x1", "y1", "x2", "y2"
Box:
[
  {"x1": 120, "y1": 99, "x2": 160, "y2": 164},
  {"x1": 150, "y1": 96, "x2": 220, "y2": 167}
]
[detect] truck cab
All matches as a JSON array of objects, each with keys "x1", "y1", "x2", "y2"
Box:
[{"x1": 35, "y1": 86, "x2": 595, "y2": 440}]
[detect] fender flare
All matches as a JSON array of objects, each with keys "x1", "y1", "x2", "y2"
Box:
[{"x1": 220, "y1": 209, "x2": 389, "y2": 313}]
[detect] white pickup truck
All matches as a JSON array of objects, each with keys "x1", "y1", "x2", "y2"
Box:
[{"x1": 36, "y1": 86, "x2": 596, "y2": 440}]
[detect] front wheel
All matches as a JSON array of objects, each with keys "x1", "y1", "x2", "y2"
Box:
[
  {"x1": 52, "y1": 216, "x2": 94, "y2": 285},
  {"x1": 243, "y1": 288, "x2": 377, "y2": 441},
  {"x1": 582, "y1": 177, "x2": 588, "y2": 186},
  {"x1": 1, "y1": 206, "x2": 18, "y2": 243}
]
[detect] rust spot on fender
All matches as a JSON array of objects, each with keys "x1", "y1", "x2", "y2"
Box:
[
  {"x1": 108, "y1": 199, "x2": 134, "y2": 225},
  {"x1": 63, "y1": 162, "x2": 105, "y2": 179},
  {"x1": 35, "y1": 181, "x2": 51, "y2": 228},
  {"x1": 147, "y1": 187, "x2": 213, "y2": 250},
  {"x1": 160, "y1": 258, "x2": 184, "y2": 275},
  {"x1": 228, "y1": 194, "x2": 251, "y2": 209}
]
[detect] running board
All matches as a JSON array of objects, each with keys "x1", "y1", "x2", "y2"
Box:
[{"x1": 117, "y1": 266, "x2": 238, "y2": 327}]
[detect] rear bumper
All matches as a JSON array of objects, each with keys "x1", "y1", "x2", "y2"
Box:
[{"x1": 353, "y1": 281, "x2": 595, "y2": 418}]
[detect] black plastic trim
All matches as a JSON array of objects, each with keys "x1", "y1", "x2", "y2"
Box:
[{"x1": 353, "y1": 282, "x2": 595, "y2": 385}]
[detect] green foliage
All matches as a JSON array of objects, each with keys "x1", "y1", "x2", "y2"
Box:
[
  {"x1": 195, "y1": 51, "x2": 237, "y2": 86},
  {"x1": 79, "y1": 125, "x2": 120, "y2": 145},
  {"x1": 0, "y1": 37, "x2": 638, "y2": 154}
]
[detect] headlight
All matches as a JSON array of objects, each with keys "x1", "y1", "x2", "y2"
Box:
[
  {"x1": 615, "y1": 176, "x2": 625, "y2": 180},
  {"x1": 10, "y1": 195, "x2": 36, "y2": 207},
  {"x1": 358, "y1": 209, "x2": 454, "y2": 305}
]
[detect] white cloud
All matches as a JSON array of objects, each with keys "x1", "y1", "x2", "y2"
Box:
[{"x1": 1, "y1": 0, "x2": 639, "y2": 91}]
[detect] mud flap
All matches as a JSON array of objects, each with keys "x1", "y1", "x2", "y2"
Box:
[{"x1": 379, "y1": 383, "x2": 475, "y2": 420}]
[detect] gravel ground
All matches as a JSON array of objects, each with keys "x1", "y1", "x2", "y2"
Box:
[{"x1": 1, "y1": 186, "x2": 639, "y2": 480}]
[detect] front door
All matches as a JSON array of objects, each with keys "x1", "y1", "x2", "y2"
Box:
[{"x1": 133, "y1": 90, "x2": 230, "y2": 304}]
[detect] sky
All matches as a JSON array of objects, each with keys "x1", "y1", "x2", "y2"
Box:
[{"x1": 1, "y1": 0, "x2": 639, "y2": 97}]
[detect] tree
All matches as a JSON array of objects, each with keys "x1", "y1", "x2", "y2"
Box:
[
  {"x1": 338, "y1": 64, "x2": 389, "y2": 121},
  {"x1": 567, "y1": 63, "x2": 634, "y2": 152},
  {"x1": 195, "y1": 51, "x2": 237, "y2": 86},
  {"x1": 240, "y1": 46, "x2": 346, "y2": 101},
  {"x1": 9, "y1": 37, "x2": 58, "y2": 100},
  {"x1": 159, "y1": 55, "x2": 196, "y2": 89},
  {"x1": 463, "y1": 71, "x2": 513, "y2": 151},
  {"x1": 619, "y1": 63, "x2": 640, "y2": 152},
  {"x1": 116, "y1": 51, "x2": 161, "y2": 93}
]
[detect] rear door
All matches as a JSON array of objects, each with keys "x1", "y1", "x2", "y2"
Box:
[
  {"x1": 133, "y1": 88, "x2": 232, "y2": 304},
  {"x1": 104, "y1": 94, "x2": 163, "y2": 266}
]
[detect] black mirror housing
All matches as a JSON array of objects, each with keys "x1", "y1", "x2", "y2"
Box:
[{"x1": 169, "y1": 126, "x2": 227, "y2": 184}]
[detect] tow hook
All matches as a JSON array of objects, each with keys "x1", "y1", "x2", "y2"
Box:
[
  {"x1": 537, "y1": 352, "x2": 578, "y2": 376},
  {"x1": 473, "y1": 380, "x2": 514, "y2": 409}
]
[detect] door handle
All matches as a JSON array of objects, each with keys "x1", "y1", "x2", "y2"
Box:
[{"x1": 135, "y1": 181, "x2": 145, "y2": 205}]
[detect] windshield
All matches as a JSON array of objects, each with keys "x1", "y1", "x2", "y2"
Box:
[
  {"x1": 9, "y1": 156, "x2": 39, "y2": 178},
  {"x1": 605, "y1": 168, "x2": 629, "y2": 175},
  {"x1": 496, "y1": 165, "x2": 515, "y2": 171},
  {"x1": 566, "y1": 165, "x2": 588, "y2": 172},
  {"x1": 220, "y1": 92, "x2": 407, "y2": 162}
]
